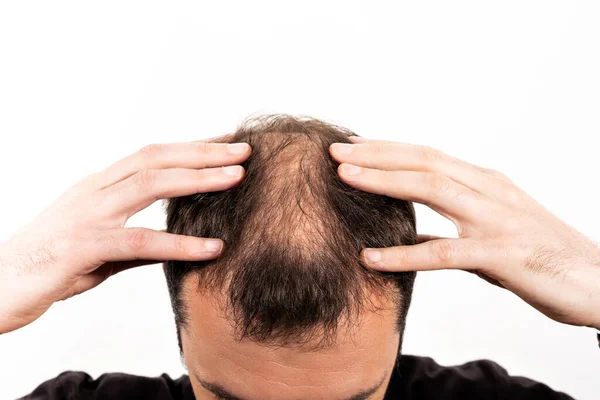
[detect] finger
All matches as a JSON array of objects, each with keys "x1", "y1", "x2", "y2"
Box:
[
  {"x1": 347, "y1": 137, "x2": 513, "y2": 186},
  {"x1": 91, "y1": 228, "x2": 225, "y2": 264},
  {"x1": 360, "y1": 238, "x2": 487, "y2": 272},
  {"x1": 103, "y1": 166, "x2": 245, "y2": 217},
  {"x1": 338, "y1": 164, "x2": 486, "y2": 221},
  {"x1": 330, "y1": 141, "x2": 503, "y2": 198},
  {"x1": 93, "y1": 141, "x2": 251, "y2": 190}
]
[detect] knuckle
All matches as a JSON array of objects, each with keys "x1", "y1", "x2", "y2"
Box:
[
  {"x1": 504, "y1": 186, "x2": 523, "y2": 204},
  {"x1": 174, "y1": 235, "x2": 190, "y2": 256},
  {"x1": 425, "y1": 172, "x2": 451, "y2": 195},
  {"x1": 485, "y1": 167, "x2": 511, "y2": 181},
  {"x1": 195, "y1": 141, "x2": 210, "y2": 154},
  {"x1": 127, "y1": 228, "x2": 153, "y2": 251},
  {"x1": 431, "y1": 240, "x2": 455, "y2": 264},
  {"x1": 139, "y1": 143, "x2": 166, "y2": 158},
  {"x1": 133, "y1": 169, "x2": 158, "y2": 187},
  {"x1": 418, "y1": 145, "x2": 444, "y2": 163}
]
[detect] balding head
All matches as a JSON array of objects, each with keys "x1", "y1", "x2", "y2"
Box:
[{"x1": 163, "y1": 115, "x2": 417, "y2": 399}]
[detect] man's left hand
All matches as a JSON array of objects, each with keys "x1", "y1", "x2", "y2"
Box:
[{"x1": 330, "y1": 137, "x2": 600, "y2": 331}]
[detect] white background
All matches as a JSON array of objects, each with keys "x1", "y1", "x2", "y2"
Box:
[{"x1": 1, "y1": 1, "x2": 599, "y2": 399}]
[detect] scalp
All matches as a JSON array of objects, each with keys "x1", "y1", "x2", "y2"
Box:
[{"x1": 164, "y1": 115, "x2": 417, "y2": 348}]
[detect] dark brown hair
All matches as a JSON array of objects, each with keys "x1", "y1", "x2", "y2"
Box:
[{"x1": 164, "y1": 115, "x2": 417, "y2": 351}]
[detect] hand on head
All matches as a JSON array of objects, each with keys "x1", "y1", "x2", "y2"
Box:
[
  {"x1": 2, "y1": 123, "x2": 599, "y2": 337},
  {"x1": 330, "y1": 137, "x2": 600, "y2": 330},
  {"x1": 0, "y1": 138, "x2": 250, "y2": 334}
]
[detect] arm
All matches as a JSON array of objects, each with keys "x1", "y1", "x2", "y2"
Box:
[
  {"x1": 0, "y1": 139, "x2": 251, "y2": 334},
  {"x1": 330, "y1": 137, "x2": 600, "y2": 332}
]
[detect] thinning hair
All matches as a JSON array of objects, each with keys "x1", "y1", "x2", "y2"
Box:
[{"x1": 164, "y1": 115, "x2": 417, "y2": 351}]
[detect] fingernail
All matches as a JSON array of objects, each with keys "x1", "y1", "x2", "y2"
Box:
[
  {"x1": 364, "y1": 249, "x2": 382, "y2": 263},
  {"x1": 332, "y1": 143, "x2": 353, "y2": 155},
  {"x1": 204, "y1": 239, "x2": 223, "y2": 253},
  {"x1": 342, "y1": 163, "x2": 362, "y2": 175},
  {"x1": 227, "y1": 143, "x2": 249, "y2": 154},
  {"x1": 222, "y1": 165, "x2": 243, "y2": 177},
  {"x1": 349, "y1": 136, "x2": 368, "y2": 143}
]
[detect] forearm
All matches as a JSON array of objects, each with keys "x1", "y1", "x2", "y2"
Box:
[
  {"x1": 0, "y1": 241, "x2": 32, "y2": 335},
  {"x1": 0, "y1": 239, "x2": 59, "y2": 335},
  {"x1": 0, "y1": 240, "x2": 14, "y2": 334}
]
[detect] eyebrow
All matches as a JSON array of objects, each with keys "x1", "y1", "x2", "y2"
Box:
[{"x1": 194, "y1": 371, "x2": 388, "y2": 400}]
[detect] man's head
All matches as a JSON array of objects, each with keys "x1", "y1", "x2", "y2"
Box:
[{"x1": 164, "y1": 115, "x2": 417, "y2": 399}]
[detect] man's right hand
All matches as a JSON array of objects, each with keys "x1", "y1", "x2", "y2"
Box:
[
  {"x1": 0, "y1": 139, "x2": 250, "y2": 334},
  {"x1": 330, "y1": 137, "x2": 600, "y2": 331}
]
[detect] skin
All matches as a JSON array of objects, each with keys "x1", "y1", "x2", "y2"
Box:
[
  {"x1": 0, "y1": 136, "x2": 250, "y2": 334},
  {"x1": 180, "y1": 275, "x2": 399, "y2": 400},
  {"x1": 1, "y1": 134, "x2": 599, "y2": 397},
  {"x1": 331, "y1": 136, "x2": 600, "y2": 330}
]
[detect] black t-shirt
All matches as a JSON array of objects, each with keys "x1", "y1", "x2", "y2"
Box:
[{"x1": 18, "y1": 355, "x2": 575, "y2": 400}]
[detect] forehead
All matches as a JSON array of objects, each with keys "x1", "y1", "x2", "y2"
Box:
[{"x1": 180, "y1": 278, "x2": 400, "y2": 399}]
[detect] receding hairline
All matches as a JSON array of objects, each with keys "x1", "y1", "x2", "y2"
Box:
[{"x1": 164, "y1": 114, "x2": 417, "y2": 350}]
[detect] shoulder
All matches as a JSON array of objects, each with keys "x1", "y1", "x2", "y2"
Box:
[
  {"x1": 18, "y1": 371, "x2": 193, "y2": 400},
  {"x1": 386, "y1": 355, "x2": 574, "y2": 400}
]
